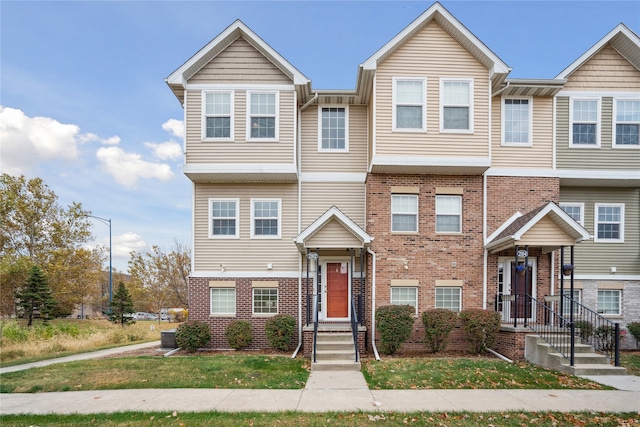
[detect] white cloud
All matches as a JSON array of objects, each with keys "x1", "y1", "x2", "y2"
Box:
[
  {"x1": 0, "y1": 106, "x2": 80, "y2": 175},
  {"x1": 112, "y1": 232, "x2": 147, "y2": 257},
  {"x1": 102, "y1": 136, "x2": 121, "y2": 145},
  {"x1": 144, "y1": 141, "x2": 183, "y2": 160},
  {"x1": 96, "y1": 146, "x2": 174, "y2": 186},
  {"x1": 162, "y1": 119, "x2": 184, "y2": 140}
]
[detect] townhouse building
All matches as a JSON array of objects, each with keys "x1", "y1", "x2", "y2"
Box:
[{"x1": 166, "y1": 2, "x2": 640, "y2": 359}]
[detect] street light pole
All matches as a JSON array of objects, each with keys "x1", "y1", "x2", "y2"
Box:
[{"x1": 86, "y1": 215, "x2": 112, "y2": 314}]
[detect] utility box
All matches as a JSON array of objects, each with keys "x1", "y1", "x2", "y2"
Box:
[{"x1": 161, "y1": 329, "x2": 177, "y2": 349}]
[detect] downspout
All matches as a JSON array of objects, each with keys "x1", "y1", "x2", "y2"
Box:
[
  {"x1": 367, "y1": 247, "x2": 380, "y2": 360},
  {"x1": 492, "y1": 81, "x2": 511, "y2": 97}
]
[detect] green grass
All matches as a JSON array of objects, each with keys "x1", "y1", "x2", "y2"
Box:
[
  {"x1": 2, "y1": 411, "x2": 639, "y2": 426},
  {"x1": 0, "y1": 355, "x2": 310, "y2": 392},
  {"x1": 362, "y1": 357, "x2": 611, "y2": 390},
  {"x1": 622, "y1": 351, "x2": 640, "y2": 376}
]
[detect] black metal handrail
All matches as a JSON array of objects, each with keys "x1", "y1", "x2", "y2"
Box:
[{"x1": 350, "y1": 297, "x2": 359, "y2": 363}]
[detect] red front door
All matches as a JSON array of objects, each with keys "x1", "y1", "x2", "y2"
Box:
[{"x1": 326, "y1": 262, "x2": 348, "y2": 318}]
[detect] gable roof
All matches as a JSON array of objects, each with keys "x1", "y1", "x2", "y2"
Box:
[
  {"x1": 294, "y1": 206, "x2": 372, "y2": 252},
  {"x1": 556, "y1": 23, "x2": 640, "y2": 79},
  {"x1": 166, "y1": 20, "x2": 310, "y2": 102},
  {"x1": 486, "y1": 203, "x2": 590, "y2": 254}
]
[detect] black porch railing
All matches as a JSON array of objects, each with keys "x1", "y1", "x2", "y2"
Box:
[{"x1": 350, "y1": 297, "x2": 359, "y2": 363}]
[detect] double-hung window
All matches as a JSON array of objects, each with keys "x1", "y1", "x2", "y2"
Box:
[
  {"x1": 560, "y1": 203, "x2": 584, "y2": 226},
  {"x1": 597, "y1": 289, "x2": 621, "y2": 316},
  {"x1": 441, "y1": 79, "x2": 473, "y2": 132},
  {"x1": 391, "y1": 287, "x2": 418, "y2": 313},
  {"x1": 614, "y1": 99, "x2": 640, "y2": 146},
  {"x1": 391, "y1": 194, "x2": 418, "y2": 233},
  {"x1": 435, "y1": 195, "x2": 462, "y2": 233},
  {"x1": 210, "y1": 199, "x2": 239, "y2": 238},
  {"x1": 253, "y1": 288, "x2": 278, "y2": 315},
  {"x1": 594, "y1": 204, "x2": 624, "y2": 242},
  {"x1": 319, "y1": 106, "x2": 348, "y2": 151},
  {"x1": 393, "y1": 78, "x2": 426, "y2": 131},
  {"x1": 251, "y1": 199, "x2": 281, "y2": 238},
  {"x1": 503, "y1": 97, "x2": 532, "y2": 145},
  {"x1": 570, "y1": 99, "x2": 599, "y2": 146},
  {"x1": 248, "y1": 92, "x2": 278, "y2": 140},
  {"x1": 203, "y1": 91, "x2": 233, "y2": 140}
]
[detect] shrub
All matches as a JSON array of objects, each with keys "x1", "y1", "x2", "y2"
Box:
[
  {"x1": 265, "y1": 314, "x2": 296, "y2": 351},
  {"x1": 594, "y1": 324, "x2": 623, "y2": 352},
  {"x1": 459, "y1": 309, "x2": 500, "y2": 354},
  {"x1": 376, "y1": 305, "x2": 415, "y2": 355},
  {"x1": 422, "y1": 309, "x2": 458, "y2": 353},
  {"x1": 176, "y1": 321, "x2": 211, "y2": 353},
  {"x1": 225, "y1": 320, "x2": 253, "y2": 350},
  {"x1": 574, "y1": 320, "x2": 594, "y2": 341},
  {"x1": 628, "y1": 322, "x2": 640, "y2": 347}
]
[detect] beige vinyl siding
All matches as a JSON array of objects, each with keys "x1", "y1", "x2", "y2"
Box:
[
  {"x1": 374, "y1": 22, "x2": 490, "y2": 157},
  {"x1": 491, "y1": 96, "x2": 553, "y2": 168},
  {"x1": 184, "y1": 89, "x2": 296, "y2": 164},
  {"x1": 306, "y1": 219, "x2": 364, "y2": 248},
  {"x1": 563, "y1": 45, "x2": 640, "y2": 91},
  {"x1": 519, "y1": 216, "x2": 576, "y2": 247},
  {"x1": 561, "y1": 187, "x2": 640, "y2": 275},
  {"x1": 300, "y1": 105, "x2": 368, "y2": 173},
  {"x1": 190, "y1": 38, "x2": 292, "y2": 84},
  {"x1": 556, "y1": 97, "x2": 640, "y2": 169},
  {"x1": 300, "y1": 182, "x2": 366, "y2": 230},
  {"x1": 194, "y1": 183, "x2": 299, "y2": 272}
]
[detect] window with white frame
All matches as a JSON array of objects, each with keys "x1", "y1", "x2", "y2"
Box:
[
  {"x1": 435, "y1": 287, "x2": 461, "y2": 312},
  {"x1": 203, "y1": 91, "x2": 233, "y2": 140},
  {"x1": 594, "y1": 204, "x2": 624, "y2": 242},
  {"x1": 560, "y1": 289, "x2": 581, "y2": 316},
  {"x1": 560, "y1": 203, "x2": 584, "y2": 226},
  {"x1": 570, "y1": 99, "x2": 599, "y2": 146},
  {"x1": 597, "y1": 289, "x2": 621, "y2": 315},
  {"x1": 210, "y1": 199, "x2": 239, "y2": 238},
  {"x1": 441, "y1": 79, "x2": 473, "y2": 132},
  {"x1": 503, "y1": 98, "x2": 531, "y2": 144},
  {"x1": 391, "y1": 287, "x2": 418, "y2": 313},
  {"x1": 393, "y1": 78, "x2": 426, "y2": 131},
  {"x1": 211, "y1": 288, "x2": 236, "y2": 315},
  {"x1": 251, "y1": 199, "x2": 281, "y2": 238},
  {"x1": 253, "y1": 288, "x2": 278, "y2": 314},
  {"x1": 248, "y1": 92, "x2": 277, "y2": 140},
  {"x1": 391, "y1": 194, "x2": 418, "y2": 233},
  {"x1": 614, "y1": 99, "x2": 640, "y2": 146},
  {"x1": 436, "y1": 195, "x2": 462, "y2": 233},
  {"x1": 319, "y1": 106, "x2": 348, "y2": 151}
]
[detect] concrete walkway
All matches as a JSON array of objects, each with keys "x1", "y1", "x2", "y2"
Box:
[{"x1": 2, "y1": 342, "x2": 640, "y2": 414}]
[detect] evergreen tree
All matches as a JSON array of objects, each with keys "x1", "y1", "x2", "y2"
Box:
[
  {"x1": 16, "y1": 265, "x2": 57, "y2": 327},
  {"x1": 110, "y1": 282, "x2": 135, "y2": 327}
]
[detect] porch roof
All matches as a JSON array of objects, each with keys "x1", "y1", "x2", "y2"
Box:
[
  {"x1": 294, "y1": 206, "x2": 373, "y2": 253},
  {"x1": 486, "y1": 203, "x2": 591, "y2": 254}
]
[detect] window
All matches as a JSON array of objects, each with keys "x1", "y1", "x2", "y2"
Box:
[
  {"x1": 560, "y1": 289, "x2": 581, "y2": 317},
  {"x1": 251, "y1": 199, "x2": 281, "y2": 238},
  {"x1": 598, "y1": 290, "x2": 621, "y2": 315},
  {"x1": 614, "y1": 99, "x2": 640, "y2": 146},
  {"x1": 560, "y1": 203, "x2": 584, "y2": 226},
  {"x1": 570, "y1": 99, "x2": 599, "y2": 146},
  {"x1": 435, "y1": 287, "x2": 461, "y2": 312},
  {"x1": 503, "y1": 98, "x2": 531, "y2": 144},
  {"x1": 211, "y1": 288, "x2": 236, "y2": 315},
  {"x1": 436, "y1": 195, "x2": 462, "y2": 233},
  {"x1": 253, "y1": 288, "x2": 278, "y2": 314},
  {"x1": 248, "y1": 92, "x2": 277, "y2": 140},
  {"x1": 203, "y1": 91, "x2": 233, "y2": 140},
  {"x1": 319, "y1": 107, "x2": 348, "y2": 151},
  {"x1": 393, "y1": 78, "x2": 426, "y2": 131},
  {"x1": 391, "y1": 287, "x2": 418, "y2": 313},
  {"x1": 594, "y1": 204, "x2": 624, "y2": 242},
  {"x1": 391, "y1": 194, "x2": 418, "y2": 233},
  {"x1": 210, "y1": 199, "x2": 239, "y2": 238},
  {"x1": 441, "y1": 79, "x2": 473, "y2": 132}
]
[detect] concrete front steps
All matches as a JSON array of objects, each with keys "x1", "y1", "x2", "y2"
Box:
[
  {"x1": 311, "y1": 332, "x2": 361, "y2": 371},
  {"x1": 525, "y1": 335, "x2": 628, "y2": 376}
]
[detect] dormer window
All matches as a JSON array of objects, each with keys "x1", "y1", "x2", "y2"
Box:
[{"x1": 248, "y1": 92, "x2": 278, "y2": 141}]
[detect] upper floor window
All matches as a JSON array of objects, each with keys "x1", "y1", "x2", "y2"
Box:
[
  {"x1": 502, "y1": 97, "x2": 532, "y2": 145},
  {"x1": 393, "y1": 78, "x2": 426, "y2": 131},
  {"x1": 251, "y1": 199, "x2": 281, "y2": 238},
  {"x1": 203, "y1": 91, "x2": 233, "y2": 140},
  {"x1": 435, "y1": 195, "x2": 462, "y2": 233},
  {"x1": 441, "y1": 79, "x2": 473, "y2": 133},
  {"x1": 319, "y1": 106, "x2": 348, "y2": 151},
  {"x1": 594, "y1": 203, "x2": 624, "y2": 242},
  {"x1": 614, "y1": 99, "x2": 640, "y2": 147},
  {"x1": 570, "y1": 99, "x2": 599, "y2": 147},
  {"x1": 560, "y1": 203, "x2": 584, "y2": 226},
  {"x1": 248, "y1": 92, "x2": 278, "y2": 141},
  {"x1": 210, "y1": 198, "x2": 239, "y2": 238},
  {"x1": 391, "y1": 194, "x2": 418, "y2": 233}
]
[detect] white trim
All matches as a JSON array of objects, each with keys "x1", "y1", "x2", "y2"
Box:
[
  {"x1": 485, "y1": 168, "x2": 559, "y2": 177},
  {"x1": 594, "y1": 203, "x2": 625, "y2": 243},
  {"x1": 435, "y1": 194, "x2": 462, "y2": 234},
  {"x1": 250, "y1": 198, "x2": 282, "y2": 239},
  {"x1": 318, "y1": 105, "x2": 349, "y2": 152},
  {"x1": 208, "y1": 198, "x2": 240, "y2": 239},
  {"x1": 559, "y1": 202, "x2": 585, "y2": 227},
  {"x1": 390, "y1": 286, "x2": 419, "y2": 314},
  {"x1": 392, "y1": 77, "x2": 427, "y2": 132},
  {"x1": 246, "y1": 91, "x2": 279, "y2": 142},
  {"x1": 597, "y1": 288, "x2": 622, "y2": 316},
  {"x1": 391, "y1": 194, "x2": 419, "y2": 234},
  {"x1": 435, "y1": 286, "x2": 462, "y2": 312},
  {"x1": 485, "y1": 211, "x2": 522, "y2": 244},
  {"x1": 501, "y1": 96, "x2": 533, "y2": 146},
  {"x1": 187, "y1": 84, "x2": 295, "y2": 91},
  {"x1": 555, "y1": 169, "x2": 640, "y2": 181},
  {"x1": 440, "y1": 78, "x2": 474, "y2": 134},
  {"x1": 569, "y1": 97, "x2": 601, "y2": 148},
  {"x1": 371, "y1": 155, "x2": 490, "y2": 168},
  {"x1": 294, "y1": 206, "x2": 372, "y2": 249},
  {"x1": 612, "y1": 98, "x2": 640, "y2": 149},
  {"x1": 184, "y1": 163, "x2": 297, "y2": 175},
  {"x1": 299, "y1": 172, "x2": 366, "y2": 183},
  {"x1": 252, "y1": 287, "x2": 278, "y2": 315},
  {"x1": 192, "y1": 270, "x2": 300, "y2": 278},
  {"x1": 202, "y1": 90, "x2": 234, "y2": 142},
  {"x1": 557, "y1": 90, "x2": 640, "y2": 98},
  {"x1": 575, "y1": 274, "x2": 640, "y2": 281},
  {"x1": 210, "y1": 287, "x2": 236, "y2": 315}
]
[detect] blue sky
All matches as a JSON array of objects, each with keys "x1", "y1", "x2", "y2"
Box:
[{"x1": 2, "y1": 1, "x2": 638, "y2": 271}]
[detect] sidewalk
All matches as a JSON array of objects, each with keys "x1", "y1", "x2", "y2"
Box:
[{"x1": 2, "y1": 343, "x2": 640, "y2": 414}]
